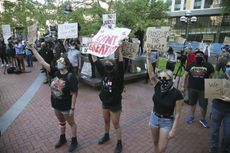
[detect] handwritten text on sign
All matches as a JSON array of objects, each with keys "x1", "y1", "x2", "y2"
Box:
[
  {"x1": 205, "y1": 79, "x2": 230, "y2": 98},
  {"x1": 58, "y1": 23, "x2": 78, "y2": 39},
  {"x1": 87, "y1": 27, "x2": 131, "y2": 57},
  {"x1": 145, "y1": 26, "x2": 170, "y2": 51}
]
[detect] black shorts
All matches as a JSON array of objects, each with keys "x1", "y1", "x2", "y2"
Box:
[
  {"x1": 102, "y1": 105, "x2": 122, "y2": 112},
  {"x1": 188, "y1": 88, "x2": 208, "y2": 110}
]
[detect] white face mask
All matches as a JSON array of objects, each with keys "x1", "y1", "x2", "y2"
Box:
[{"x1": 57, "y1": 62, "x2": 66, "y2": 70}]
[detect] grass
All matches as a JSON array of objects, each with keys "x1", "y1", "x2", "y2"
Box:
[{"x1": 157, "y1": 57, "x2": 185, "y2": 77}]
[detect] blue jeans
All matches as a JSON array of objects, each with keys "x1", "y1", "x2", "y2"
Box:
[{"x1": 210, "y1": 106, "x2": 230, "y2": 153}]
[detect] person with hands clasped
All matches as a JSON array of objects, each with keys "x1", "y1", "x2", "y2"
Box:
[
  {"x1": 146, "y1": 48, "x2": 183, "y2": 153},
  {"x1": 91, "y1": 47, "x2": 124, "y2": 153},
  {"x1": 27, "y1": 44, "x2": 78, "y2": 153},
  {"x1": 210, "y1": 61, "x2": 230, "y2": 153}
]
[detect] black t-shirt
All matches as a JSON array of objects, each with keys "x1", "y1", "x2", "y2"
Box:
[
  {"x1": 95, "y1": 60, "x2": 124, "y2": 107},
  {"x1": 186, "y1": 62, "x2": 214, "y2": 90},
  {"x1": 152, "y1": 82, "x2": 183, "y2": 116},
  {"x1": 50, "y1": 66, "x2": 78, "y2": 111}
]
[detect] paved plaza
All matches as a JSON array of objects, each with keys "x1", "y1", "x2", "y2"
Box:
[{"x1": 0, "y1": 62, "x2": 211, "y2": 153}]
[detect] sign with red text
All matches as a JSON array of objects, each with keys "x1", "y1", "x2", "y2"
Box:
[
  {"x1": 58, "y1": 23, "x2": 78, "y2": 39},
  {"x1": 2, "y1": 25, "x2": 11, "y2": 44},
  {"x1": 87, "y1": 27, "x2": 131, "y2": 57},
  {"x1": 145, "y1": 26, "x2": 170, "y2": 52},
  {"x1": 103, "y1": 14, "x2": 116, "y2": 29}
]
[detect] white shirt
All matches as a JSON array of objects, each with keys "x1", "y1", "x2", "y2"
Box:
[{"x1": 67, "y1": 48, "x2": 81, "y2": 67}]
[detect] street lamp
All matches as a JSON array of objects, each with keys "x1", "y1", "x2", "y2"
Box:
[{"x1": 180, "y1": 11, "x2": 197, "y2": 43}]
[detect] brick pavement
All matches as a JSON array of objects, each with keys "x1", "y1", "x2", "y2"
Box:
[{"x1": 0, "y1": 61, "x2": 212, "y2": 153}]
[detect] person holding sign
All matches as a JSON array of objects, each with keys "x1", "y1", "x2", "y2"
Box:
[
  {"x1": 210, "y1": 61, "x2": 230, "y2": 153},
  {"x1": 181, "y1": 50, "x2": 214, "y2": 128},
  {"x1": 27, "y1": 44, "x2": 79, "y2": 153},
  {"x1": 91, "y1": 48, "x2": 124, "y2": 153},
  {"x1": 146, "y1": 49, "x2": 183, "y2": 153}
]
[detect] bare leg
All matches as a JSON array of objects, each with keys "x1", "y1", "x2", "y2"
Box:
[
  {"x1": 150, "y1": 126, "x2": 160, "y2": 153},
  {"x1": 158, "y1": 129, "x2": 170, "y2": 153}
]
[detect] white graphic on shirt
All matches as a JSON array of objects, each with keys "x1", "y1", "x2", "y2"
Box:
[{"x1": 50, "y1": 77, "x2": 66, "y2": 98}]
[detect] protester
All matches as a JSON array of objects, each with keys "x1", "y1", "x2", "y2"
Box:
[
  {"x1": 203, "y1": 44, "x2": 211, "y2": 62},
  {"x1": 0, "y1": 40, "x2": 8, "y2": 67},
  {"x1": 210, "y1": 61, "x2": 230, "y2": 153},
  {"x1": 166, "y1": 47, "x2": 177, "y2": 72},
  {"x1": 24, "y1": 47, "x2": 33, "y2": 67},
  {"x1": 6, "y1": 39, "x2": 16, "y2": 67},
  {"x1": 91, "y1": 48, "x2": 124, "y2": 153},
  {"x1": 185, "y1": 47, "x2": 196, "y2": 68},
  {"x1": 66, "y1": 41, "x2": 81, "y2": 78},
  {"x1": 146, "y1": 51, "x2": 183, "y2": 153},
  {"x1": 39, "y1": 42, "x2": 54, "y2": 84},
  {"x1": 181, "y1": 50, "x2": 214, "y2": 128},
  {"x1": 27, "y1": 44, "x2": 79, "y2": 152},
  {"x1": 216, "y1": 46, "x2": 230, "y2": 74},
  {"x1": 146, "y1": 49, "x2": 159, "y2": 83},
  {"x1": 14, "y1": 40, "x2": 25, "y2": 71}
]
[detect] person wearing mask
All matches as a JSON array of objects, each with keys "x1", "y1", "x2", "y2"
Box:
[
  {"x1": 146, "y1": 50, "x2": 183, "y2": 153},
  {"x1": 91, "y1": 48, "x2": 124, "y2": 153},
  {"x1": 166, "y1": 47, "x2": 177, "y2": 72},
  {"x1": 181, "y1": 50, "x2": 214, "y2": 128},
  {"x1": 216, "y1": 47, "x2": 230, "y2": 74},
  {"x1": 210, "y1": 61, "x2": 230, "y2": 153},
  {"x1": 67, "y1": 41, "x2": 81, "y2": 78},
  {"x1": 27, "y1": 44, "x2": 79, "y2": 152}
]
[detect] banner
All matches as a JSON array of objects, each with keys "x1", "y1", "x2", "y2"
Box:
[
  {"x1": 203, "y1": 34, "x2": 214, "y2": 42},
  {"x1": 58, "y1": 23, "x2": 78, "y2": 39},
  {"x1": 205, "y1": 79, "x2": 230, "y2": 98},
  {"x1": 2, "y1": 25, "x2": 11, "y2": 44},
  {"x1": 27, "y1": 23, "x2": 38, "y2": 44},
  {"x1": 87, "y1": 27, "x2": 131, "y2": 57},
  {"x1": 103, "y1": 14, "x2": 116, "y2": 29},
  {"x1": 145, "y1": 26, "x2": 170, "y2": 52}
]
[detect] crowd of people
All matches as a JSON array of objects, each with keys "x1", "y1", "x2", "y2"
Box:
[{"x1": 1, "y1": 34, "x2": 230, "y2": 153}]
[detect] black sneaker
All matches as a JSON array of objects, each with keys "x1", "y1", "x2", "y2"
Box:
[
  {"x1": 68, "y1": 137, "x2": 78, "y2": 152},
  {"x1": 114, "y1": 140, "x2": 122, "y2": 153},
  {"x1": 98, "y1": 133, "x2": 110, "y2": 145}
]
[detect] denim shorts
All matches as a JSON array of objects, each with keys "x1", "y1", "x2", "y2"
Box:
[{"x1": 149, "y1": 112, "x2": 174, "y2": 131}]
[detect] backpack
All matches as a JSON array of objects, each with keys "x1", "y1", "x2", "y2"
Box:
[{"x1": 7, "y1": 67, "x2": 16, "y2": 74}]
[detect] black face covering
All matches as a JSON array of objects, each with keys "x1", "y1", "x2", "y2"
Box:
[
  {"x1": 160, "y1": 79, "x2": 173, "y2": 93},
  {"x1": 105, "y1": 64, "x2": 114, "y2": 73},
  {"x1": 196, "y1": 56, "x2": 204, "y2": 64}
]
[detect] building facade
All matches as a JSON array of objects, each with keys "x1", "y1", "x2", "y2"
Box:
[{"x1": 167, "y1": 0, "x2": 230, "y2": 43}]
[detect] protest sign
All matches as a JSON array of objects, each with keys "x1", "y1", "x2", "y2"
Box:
[
  {"x1": 203, "y1": 34, "x2": 214, "y2": 42},
  {"x1": 58, "y1": 23, "x2": 78, "y2": 39},
  {"x1": 223, "y1": 37, "x2": 230, "y2": 45},
  {"x1": 2, "y1": 25, "x2": 12, "y2": 44},
  {"x1": 121, "y1": 41, "x2": 139, "y2": 59},
  {"x1": 205, "y1": 79, "x2": 230, "y2": 98},
  {"x1": 27, "y1": 23, "x2": 38, "y2": 44},
  {"x1": 81, "y1": 61, "x2": 92, "y2": 77},
  {"x1": 87, "y1": 27, "x2": 131, "y2": 57},
  {"x1": 81, "y1": 37, "x2": 92, "y2": 54},
  {"x1": 103, "y1": 14, "x2": 116, "y2": 29},
  {"x1": 145, "y1": 26, "x2": 170, "y2": 52}
]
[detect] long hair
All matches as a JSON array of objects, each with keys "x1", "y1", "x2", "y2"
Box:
[{"x1": 60, "y1": 54, "x2": 77, "y2": 79}]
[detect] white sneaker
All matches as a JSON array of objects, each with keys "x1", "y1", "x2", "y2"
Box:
[
  {"x1": 1, "y1": 64, "x2": 4, "y2": 67},
  {"x1": 6, "y1": 64, "x2": 9, "y2": 67}
]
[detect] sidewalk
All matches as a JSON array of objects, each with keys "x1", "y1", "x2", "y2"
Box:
[{"x1": 0, "y1": 62, "x2": 211, "y2": 153}]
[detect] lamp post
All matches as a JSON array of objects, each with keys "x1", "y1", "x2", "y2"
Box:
[{"x1": 180, "y1": 11, "x2": 197, "y2": 44}]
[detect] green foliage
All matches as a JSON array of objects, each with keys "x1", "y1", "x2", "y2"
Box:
[
  {"x1": 222, "y1": 0, "x2": 230, "y2": 14},
  {"x1": 0, "y1": 0, "x2": 169, "y2": 37}
]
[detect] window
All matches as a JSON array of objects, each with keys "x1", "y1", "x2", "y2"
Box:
[
  {"x1": 174, "y1": 0, "x2": 181, "y2": 11},
  {"x1": 194, "y1": 0, "x2": 201, "y2": 9}
]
